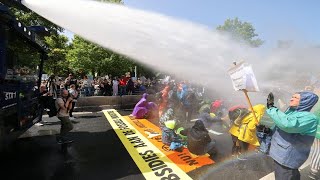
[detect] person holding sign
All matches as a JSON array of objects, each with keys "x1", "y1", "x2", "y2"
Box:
[{"x1": 266, "y1": 92, "x2": 319, "y2": 180}]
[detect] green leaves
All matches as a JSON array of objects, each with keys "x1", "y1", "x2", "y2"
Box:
[{"x1": 217, "y1": 17, "x2": 264, "y2": 47}]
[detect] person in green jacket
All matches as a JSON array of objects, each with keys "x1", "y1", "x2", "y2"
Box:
[
  {"x1": 309, "y1": 101, "x2": 320, "y2": 180},
  {"x1": 266, "y1": 91, "x2": 319, "y2": 180}
]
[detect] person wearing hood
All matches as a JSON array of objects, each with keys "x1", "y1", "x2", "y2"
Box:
[
  {"x1": 185, "y1": 120, "x2": 217, "y2": 157},
  {"x1": 266, "y1": 91, "x2": 319, "y2": 180},
  {"x1": 199, "y1": 107, "x2": 222, "y2": 129},
  {"x1": 131, "y1": 93, "x2": 149, "y2": 119},
  {"x1": 228, "y1": 104, "x2": 266, "y2": 154}
]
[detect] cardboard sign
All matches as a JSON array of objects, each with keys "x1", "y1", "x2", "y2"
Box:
[{"x1": 228, "y1": 61, "x2": 259, "y2": 92}]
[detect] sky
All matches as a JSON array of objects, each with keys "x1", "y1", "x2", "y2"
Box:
[{"x1": 64, "y1": 0, "x2": 320, "y2": 49}]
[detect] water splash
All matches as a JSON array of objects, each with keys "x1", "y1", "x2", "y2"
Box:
[
  {"x1": 21, "y1": 0, "x2": 257, "y2": 99},
  {"x1": 22, "y1": 0, "x2": 320, "y2": 104}
]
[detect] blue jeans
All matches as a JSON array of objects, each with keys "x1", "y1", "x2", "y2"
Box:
[{"x1": 257, "y1": 132, "x2": 272, "y2": 154}]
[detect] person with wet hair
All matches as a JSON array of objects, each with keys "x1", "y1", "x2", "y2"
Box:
[{"x1": 266, "y1": 91, "x2": 319, "y2": 180}]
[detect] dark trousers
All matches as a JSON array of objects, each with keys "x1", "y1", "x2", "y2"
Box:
[
  {"x1": 57, "y1": 116, "x2": 73, "y2": 137},
  {"x1": 274, "y1": 160, "x2": 300, "y2": 180}
]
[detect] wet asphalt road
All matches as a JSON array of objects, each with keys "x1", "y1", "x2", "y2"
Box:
[{"x1": 0, "y1": 109, "x2": 312, "y2": 180}]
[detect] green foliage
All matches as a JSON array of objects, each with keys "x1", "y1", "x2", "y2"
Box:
[
  {"x1": 9, "y1": 0, "x2": 155, "y2": 78},
  {"x1": 217, "y1": 17, "x2": 264, "y2": 47},
  {"x1": 66, "y1": 36, "x2": 137, "y2": 77},
  {"x1": 43, "y1": 34, "x2": 70, "y2": 75},
  {"x1": 10, "y1": 8, "x2": 63, "y2": 33}
]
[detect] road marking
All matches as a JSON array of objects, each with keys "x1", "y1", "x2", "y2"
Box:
[
  {"x1": 42, "y1": 111, "x2": 92, "y2": 118},
  {"x1": 103, "y1": 109, "x2": 192, "y2": 180},
  {"x1": 208, "y1": 129, "x2": 223, "y2": 135}
]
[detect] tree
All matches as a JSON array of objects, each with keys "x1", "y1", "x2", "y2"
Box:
[
  {"x1": 10, "y1": 8, "x2": 63, "y2": 33},
  {"x1": 44, "y1": 34, "x2": 70, "y2": 75},
  {"x1": 67, "y1": 36, "x2": 136, "y2": 77},
  {"x1": 217, "y1": 17, "x2": 263, "y2": 47}
]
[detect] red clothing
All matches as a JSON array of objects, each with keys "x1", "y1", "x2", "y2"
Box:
[{"x1": 119, "y1": 77, "x2": 128, "y2": 86}]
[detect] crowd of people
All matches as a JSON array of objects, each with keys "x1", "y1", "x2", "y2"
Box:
[
  {"x1": 40, "y1": 72, "x2": 320, "y2": 180},
  {"x1": 130, "y1": 80, "x2": 320, "y2": 180},
  {"x1": 41, "y1": 72, "x2": 159, "y2": 99}
]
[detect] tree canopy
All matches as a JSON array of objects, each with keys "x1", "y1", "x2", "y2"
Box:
[
  {"x1": 9, "y1": 0, "x2": 156, "y2": 78},
  {"x1": 217, "y1": 17, "x2": 264, "y2": 47}
]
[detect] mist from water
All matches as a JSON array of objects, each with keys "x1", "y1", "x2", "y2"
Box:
[{"x1": 22, "y1": 0, "x2": 320, "y2": 105}]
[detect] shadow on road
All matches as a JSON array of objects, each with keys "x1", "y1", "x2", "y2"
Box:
[{"x1": 0, "y1": 129, "x2": 143, "y2": 180}]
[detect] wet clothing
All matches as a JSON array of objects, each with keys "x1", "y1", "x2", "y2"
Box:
[
  {"x1": 159, "y1": 108, "x2": 175, "y2": 128},
  {"x1": 199, "y1": 107, "x2": 221, "y2": 128},
  {"x1": 229, "y1": 104, "x2": 265, "y2": 146},
  {"x1": 161, "y1": 120, "x2": 180, "y2": 146},
  {"x1": 187, "y1": 120, "x2": 215, "y2": 155},
  {"x1": 132, "y1": 93, "x2": 148, "y2": 119},
  {"x1": 274, "y1": 160, "x2": 300, "y2": 180},
  {"x1": 238, "y1": 104, "x2": 266, "y2": 146},
  {"x1": 55, "y1": 98, "x2": 73, "y2": 137},
  {"x1": 267, "y1": 91, "x2": 318, "y2": 171}
]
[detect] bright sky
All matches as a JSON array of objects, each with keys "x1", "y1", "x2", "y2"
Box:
[{"x1": 64, "y1": 0, "x2": 320, "y2": 48}]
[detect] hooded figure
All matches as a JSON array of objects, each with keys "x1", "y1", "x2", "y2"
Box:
[
  {"x1": 267, "y1": 91, "x2": 319, "y2": 179},
  {"x1": 199, "y1": 107, "x2": 221, "y2": 128},
  {"x1": 187, "y1": 120, "x2": 216, "y2": 156},
  {"x1": 132, "y1": 93, "x2": 149, "y2": 119}
]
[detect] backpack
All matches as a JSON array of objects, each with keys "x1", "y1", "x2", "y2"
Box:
[
  {"x1": 228, "y1": 106, "x2": 250, "y2": 126},
  {"x1": 47, "y1": 97, "x2": 67, "y2": 117}
]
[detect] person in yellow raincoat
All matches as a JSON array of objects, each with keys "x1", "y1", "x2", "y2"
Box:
[{"x1": 229, "y1": 104, "x2": 266, "y2": 154}]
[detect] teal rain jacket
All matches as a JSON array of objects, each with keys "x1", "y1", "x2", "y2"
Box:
[{"x1": 267, "y1": 91, "x2": 319, "y2": 169}]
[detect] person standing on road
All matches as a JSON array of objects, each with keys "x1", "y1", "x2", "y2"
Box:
[
  {"x1": 112, "y1": 77, "x2": 119, "y2": 96},
  {"x1": 55, "y1": 89, "x2": 74, "y2": 143},
  {"x1": 68, "y1": 84, "x2": 78, "y2": 120},
  {"x1": 266, "y1": 91, "x2": 319, "y2": 180}
]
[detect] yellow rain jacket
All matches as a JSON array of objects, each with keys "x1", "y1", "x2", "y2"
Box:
[{"x1": 229, "y1": 104, "x2": 266, "y2": 146}]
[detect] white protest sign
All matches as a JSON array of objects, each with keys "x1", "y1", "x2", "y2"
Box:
[{"x1": 228, "y1": 61, "x2": 259, "y2": 92}]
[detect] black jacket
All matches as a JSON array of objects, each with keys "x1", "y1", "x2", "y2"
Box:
[{"x1": 187, "y1": 120, "x2": 212, "y2": 155}]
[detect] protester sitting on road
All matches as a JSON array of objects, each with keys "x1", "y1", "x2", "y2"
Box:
[
  {"x1": 55, "y1": 89, "x2": 74, "y2": 143},
  {"x1": 228, "y1": 104, "x2": 266, "y2": 155},
  {"x1": 266, "y1": 91, "x2": 318, "y2": 180},
  {"x1": 131, "y1": 93, "x2": 149, "y2": 119},
  {"x1": 198, "y1": 107, "x2": 222, "y2": 129},
  {"x1": 161, "y1": 120, "x2": 183, "y2": 151},
  {"x1": 182, "y1": 120, "x2": 217, "y2": 158}
]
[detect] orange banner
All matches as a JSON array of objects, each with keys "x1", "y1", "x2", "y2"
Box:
[{"x1": 124, "y1": 116, "x2": 214, "y2": 173}]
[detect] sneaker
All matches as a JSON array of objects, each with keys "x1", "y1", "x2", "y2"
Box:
[
  {"x1": 69, "y1": 117, "x2": 75, "y2": 120},
  {"x1": 56, "y1": 136, "x2": 63, "y2": 144},
  {"x1": 62, "y1": 139, "x2": 74, "y2": 144},
  {"x1": 237, "y1": 153, "x2": 247, "y2": 161}
]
